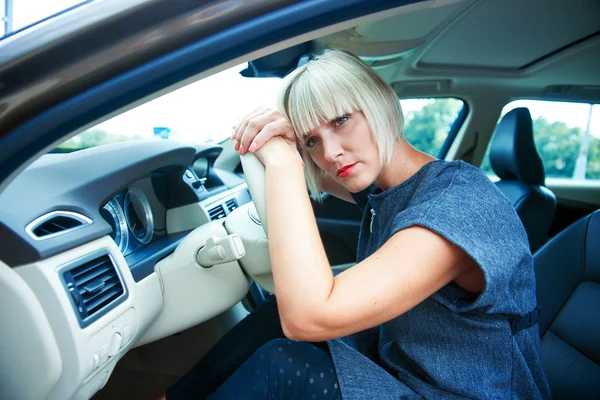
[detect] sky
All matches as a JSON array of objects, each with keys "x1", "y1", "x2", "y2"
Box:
[
  {"x1": 4, "y1": 0, "x2": 599, "y2": 145},
  {"x1": 3, "y1": 0, "x2": 84, "y2": 35}
]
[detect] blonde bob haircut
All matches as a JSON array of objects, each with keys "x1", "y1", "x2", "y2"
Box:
[{"x1": 277, "y1": 49, "x2": 404, "y2": 197}]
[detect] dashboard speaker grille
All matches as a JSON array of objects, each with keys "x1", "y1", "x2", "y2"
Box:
[{"x1": 62, "y1": 253, "x2": 126, "y2": 327}]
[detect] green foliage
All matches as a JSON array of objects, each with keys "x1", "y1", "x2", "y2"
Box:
[
  {"x1": 586, "y1": 136, "x2": 600, "y2": 179},
  {"x1": 403, "y1": 99, "x2": 463, "y2": 157},
  {"x1": 56, "y1": 129, "x2": 142, "y2": 151},
  {"x1": 481, "y1": 116, "x2": 600, "y2": 180},
  {"x1": 534, "y1": 117, "x2": 580, "y2": 178}
]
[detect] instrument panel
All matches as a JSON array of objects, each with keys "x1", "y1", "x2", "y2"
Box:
[{"x1": 100, "y1": 174, "x2": 168, "y2": 256}]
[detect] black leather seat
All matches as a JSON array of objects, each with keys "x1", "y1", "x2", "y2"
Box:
[
  {"x1": 489, "y1": 107, "x2": 556, "y2": 253},
  {"x1": 534, "y1": 210, "x2": 600, "y2": 399}
]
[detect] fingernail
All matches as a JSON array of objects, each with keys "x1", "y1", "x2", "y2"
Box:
[
  {"x1": 239, "y1": 145, "x2": 244, "y2": 155},
  {"x1": 248, "y1": 142, "x2": 257, "y2": 152},
  {"x1": 234, "y1": 142, "x2": 239, "y2": 151},
  {"x1": 230, "y1": 132, "x2": 236, "y2": 140}
]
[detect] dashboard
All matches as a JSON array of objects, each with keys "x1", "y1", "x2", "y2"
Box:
[
  {"x1": 0, "y1": 139, "x2": 254, "y2": 400},
  {"x1": 101, "y1": 181, "x2": 167, "y2": 256}
]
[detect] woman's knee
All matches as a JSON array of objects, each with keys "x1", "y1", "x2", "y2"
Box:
[{"x1": 257, "y1": 338, "x2": 300, "y2": 364}]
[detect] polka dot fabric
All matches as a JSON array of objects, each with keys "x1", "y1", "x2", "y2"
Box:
[{"x1": 207, "y1": 338, "x2": 342, "y2": 400}]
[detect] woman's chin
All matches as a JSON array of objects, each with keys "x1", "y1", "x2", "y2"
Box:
[{"x1": 342, "y1": 177, "x2": 373, "y2": 193}]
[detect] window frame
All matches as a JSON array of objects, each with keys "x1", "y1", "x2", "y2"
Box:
[
  {"x1": 399, "y1": 96, "x2": 469, "y2": 159},
  {"x1": 480, "y1": 98, "x2": 600, "y2": 182}
]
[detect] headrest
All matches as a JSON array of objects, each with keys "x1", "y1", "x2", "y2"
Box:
[{"x1": 490, "y1": 107, "x2": 545, "y2": 185}]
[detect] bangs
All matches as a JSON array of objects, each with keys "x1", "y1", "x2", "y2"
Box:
[{"x1": 284, "y1": 66, "x2": 362, "y2": 140}]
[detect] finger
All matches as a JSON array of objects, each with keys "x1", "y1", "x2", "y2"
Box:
[
  {"x1": 247, "y1": 122, "x2": 284, "y2": 153},
  {"x1": 234, "y1": 108, "x2": 265, "y2": 142},
  {"x1": 233, "y1": 107, "x2": 263, "y2": 132},
  {"x1": 239, "y1": 114, "x2": 279, "y2": 155},
  {"x1": 235, "y1": 111, "x2": 263, "y2": 144}
]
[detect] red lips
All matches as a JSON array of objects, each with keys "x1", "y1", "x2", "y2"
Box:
[{"x1": 337, "y1": 163, "x2": 357, "y2": 178}]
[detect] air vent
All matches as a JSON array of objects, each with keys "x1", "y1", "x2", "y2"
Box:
[
  {"x1": 62, "y1": 253, "x2": 126, "y2": 327},
  {"x1": 208, "y1": 204, "x2": 226, "y2": 221},
  {"x1": 225, "y1": 198, "x2": 238, "y2": 213},
  {"x1": 26, "y1": 211, "x2": 92, "y2": 240}
]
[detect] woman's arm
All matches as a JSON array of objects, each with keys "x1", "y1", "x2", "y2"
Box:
[
  {"x1": 261, "y1": 139, "x2": 479, "y2": 342},
  {"x1": 233, "y1": 109, "x2": 480, "y2": 342}
]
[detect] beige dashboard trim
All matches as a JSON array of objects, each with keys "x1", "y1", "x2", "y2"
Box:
[
  {"x1": 0, "y1": 259, "x2": 62, "y2": 400},
  {"x1": 14, "y1": 237, "x2": 162, "y2": 400},
  {"x1": 139, "y1": 220, "x2": 250, "y2": 345}
]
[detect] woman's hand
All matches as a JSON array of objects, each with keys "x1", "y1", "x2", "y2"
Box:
[{"x1": 232, "y1": 107, "x2": 301, "y2": 166}]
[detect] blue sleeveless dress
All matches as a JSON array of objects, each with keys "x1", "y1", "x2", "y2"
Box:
[{"x1": 327, "y1": 160, "x2": 551, "y2": 399}]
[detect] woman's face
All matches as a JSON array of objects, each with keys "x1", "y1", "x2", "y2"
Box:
[{"x1": 303, "y1": 111, "x2": 382, "y2": 193}]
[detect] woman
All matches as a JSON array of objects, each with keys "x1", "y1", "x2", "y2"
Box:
[{"x1": 167, "y1": 50, "x2": 551, "y2": 399}]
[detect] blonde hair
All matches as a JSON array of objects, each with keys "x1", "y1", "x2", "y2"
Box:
[{"x1": 277, "y1": 50, "x2": 404, "y2": 196}]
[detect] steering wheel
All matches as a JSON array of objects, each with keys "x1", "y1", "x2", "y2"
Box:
[
  {"x1": 239, "y1": 153, "x2": 268, "y2": 236},
  {"x1": 224, "y1": 152, "x2": 275, "y2": 292}
]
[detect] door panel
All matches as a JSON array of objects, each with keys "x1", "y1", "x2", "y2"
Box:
[
  {"x1": 312, "y1": 195, "x2": 362, "y2": 265},
  {"x1": 546, "y1": 179, "x2": 600, "y2": 236}
]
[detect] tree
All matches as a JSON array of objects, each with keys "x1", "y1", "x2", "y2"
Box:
[
  {"x1": 403, "y1": 99, "x2": 463, "y2": 157},
  {"x1": 481, "y1": 116, "x2": 600, "y2": 180},
  {"x1": 57, "y1": 129, "x2": 142, "y2": 151},
  {"x1": 534, "y1": 117, "x2": 580, "y2": 178},
  {"x1": 586, "y1": 136, "x2": 600, "y2": 179}
]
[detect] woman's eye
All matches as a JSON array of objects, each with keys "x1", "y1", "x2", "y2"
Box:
[
  {"x1": 305, "y1": 137, "x2": 319, "y2": 148},
  {"x1": 333, "y1": 115, "x2": 349, "y2": 128}
]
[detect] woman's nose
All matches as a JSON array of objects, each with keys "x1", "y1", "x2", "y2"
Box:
[{"x1": 322, "y1": 136, "x2": 343, "y2": 163}]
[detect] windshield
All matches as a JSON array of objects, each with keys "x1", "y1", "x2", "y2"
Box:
[
  {"x1": 57, "y1": 64, "x2": 284, "y2": 151},
  {"x1": 1, "y1": 0, "x2": 90, "y2": 38},
  {"x1": 57, "y1": 64, "x2": 468, "y2": 153}
]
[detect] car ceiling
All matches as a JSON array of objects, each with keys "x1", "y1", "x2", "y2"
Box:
[{"x1": 313, "y1": 0, "x2": 600, "y2": 102}]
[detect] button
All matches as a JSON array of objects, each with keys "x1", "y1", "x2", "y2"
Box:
[
  {"x1": 185, "y1": 170, "x2": 193, "y2": 179},
  {"x1": 91, "y1": 353, "x2": 99, "y2": 371},
  {"x1": 98, "y1": 344, "x2": 108, "y2": 363},
  {"x1": 233, "y1": 236, "x2": 245, "y2": 255},
  {"x1": 121, "y1": 326, "x2": 132, "y2": 347},
  {"x1": 192, "y1": 181, "x2": 203, "y2": 189},
  {"x1": 107, "y1": 333, "x2": 123, "y2": 357}
]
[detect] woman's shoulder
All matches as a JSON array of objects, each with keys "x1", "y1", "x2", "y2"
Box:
[
  {"x1": 400, "y1": 159, "x2": 528, "y2": 245},
  {"x1": 422, "y1": 160, "x2": 511, "y2": 207},
  {"x1": 424, "y1": 159, "x2": 495, "y2": 186},
  {"x1": 420, "y1": 160, "x2": 529, "y2": 248},
  {"x1": 393, "y1": 160, "x2": 491, "y2": 206}
]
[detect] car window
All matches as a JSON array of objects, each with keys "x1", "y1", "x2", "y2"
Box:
[
  {"x1": 400, "y1": 98, "x2": 465, "y2": 157},
  {"x1": 56, "y1": 63, "x2": 284, "y2": 151},
  {"x1": 58, "y1": 79, "x2": 466, "y2": 153},
  {"x1": 480, "y1": 100, "x2": 600, "y2": 181},
  {"x1": 1, "y1": 0, "x2": 89, "y2": 38}
]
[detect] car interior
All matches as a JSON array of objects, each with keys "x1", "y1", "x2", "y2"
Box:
[{"x1": 0, "y1": 0, "x2": 599, "y2": 399}]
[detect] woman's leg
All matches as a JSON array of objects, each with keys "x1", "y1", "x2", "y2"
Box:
[
  {"x1": 166, "y1": 296, "x2": 284, "y2": 400},
  {"x1": 208, "y1": 338, "x2": 341, "y2": 400}
]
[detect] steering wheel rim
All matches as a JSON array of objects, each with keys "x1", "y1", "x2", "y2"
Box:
[{"x1": 240, "y1": 152, "x2": 268, "y2": 236}]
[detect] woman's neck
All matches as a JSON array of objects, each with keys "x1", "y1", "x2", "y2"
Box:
[{"x1": 374, "y1": 138, "x2": 437, "y2": 191}]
